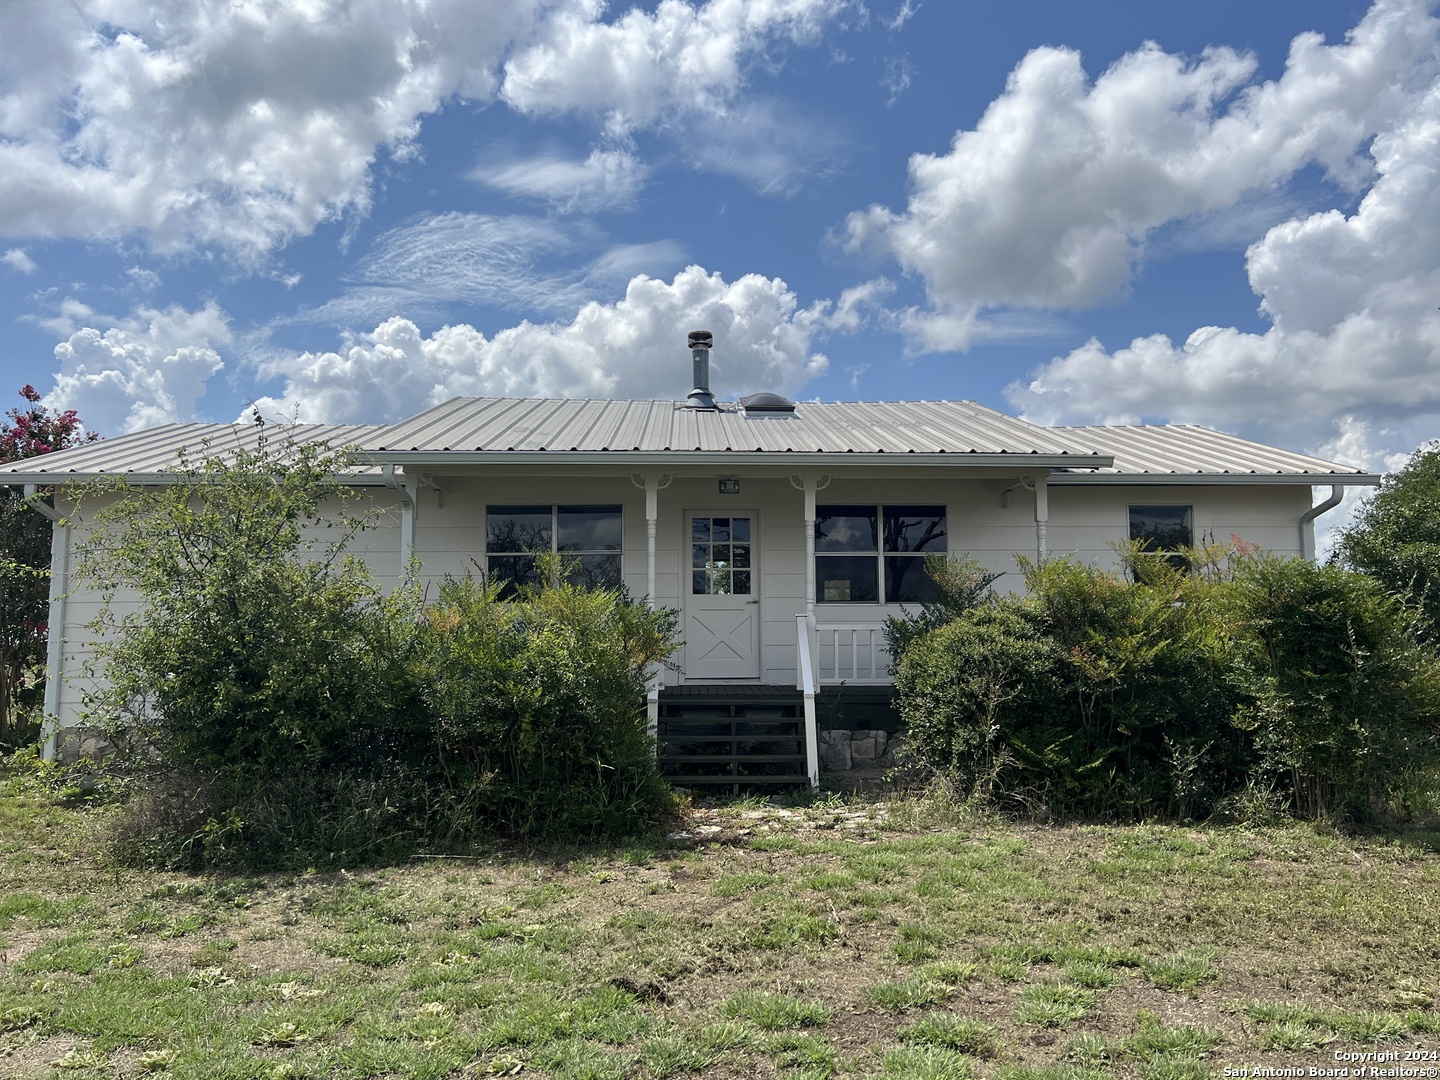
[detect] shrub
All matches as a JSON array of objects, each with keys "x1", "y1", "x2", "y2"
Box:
[
  {"x1": 74, "y1": 428, "x2": 424, "y2": 780},
  {"x1": 896, "y1": 554, "x2": 1246, "y2": 818},
  {"x1": 893, "y1": 605, "x2": 1061, "y2": 799},
  {"x1": 1017, "y1": 555, "x2": 1243, "y2": 817},
  {"x1": 76, "y1": 426, "x2": 680, "y2": 866},
  {"x1": 416, "y1": 564, "x2": 680, "y2": 840},
  {"x1": 1225, "y1": 555, "x2": 1440, "y2": 820}
]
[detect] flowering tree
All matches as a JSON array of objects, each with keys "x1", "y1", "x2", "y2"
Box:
[{"x1": 1, "y1": 386, "x2": 100, "y2": 741}]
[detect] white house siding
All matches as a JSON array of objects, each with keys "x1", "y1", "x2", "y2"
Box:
[
  {"x1": 46, "y1": 468, "x2": 1328, "y2": 750},
  {"x1": 1044, "y1": 484, "x2": 1313, "y2": 577}
]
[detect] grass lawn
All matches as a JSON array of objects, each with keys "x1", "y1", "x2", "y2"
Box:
[{"x1": 2, "y1": 762, "x2": 1439, "y2": 1079}]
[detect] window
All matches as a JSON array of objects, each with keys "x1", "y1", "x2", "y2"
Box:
[
  {"x1": 691, "y1": 516, "x2": 752, "y2": 595},
  {"x1": 486, "y1": 505, "x2": 622, "y2": 598},
  {"x1": 815, "y1": 504, "x2": 946, "y2": 603},
  {"x1": 1128, "y1": 505, "x2": 1193, "y2": 568}
]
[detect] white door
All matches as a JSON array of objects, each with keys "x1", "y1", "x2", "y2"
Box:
[{"x1": 684, "y1": 511, "x2": 761, "y2": 680}]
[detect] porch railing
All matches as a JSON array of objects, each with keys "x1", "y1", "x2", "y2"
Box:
[{"x1": 815, "y1": 623, "x2": 890, "y2": 684}]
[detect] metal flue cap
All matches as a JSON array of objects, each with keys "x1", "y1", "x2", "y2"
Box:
[{"x1": 688, "y1": 330, "x2": 713, "y2": 350}]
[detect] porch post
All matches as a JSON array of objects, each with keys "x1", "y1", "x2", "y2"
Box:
[
  {"x1": 1033, "y1": 472, "x2": 1049, "y2": 562},
  {"x1": 804, "y1": 482, "x2": 817, "y2": 624},
  {"x1": 632, "y1": 473, "x2": 672, "y2": 733}
]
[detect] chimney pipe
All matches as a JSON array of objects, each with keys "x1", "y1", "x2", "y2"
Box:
[{"x1": 686, "y1": 330, "x2": 716, "y2": 409}]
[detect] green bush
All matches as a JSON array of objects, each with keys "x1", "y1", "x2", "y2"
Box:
[
  {"x1": 893, "y1": 606, "x2": 1062, "y2": 799},
  {"x1": 76, "y1": 427, "x2": 680, "y2": 867},
  {"x1": 416, "y1": 565, "x2": 680, "y2": 840},
  {"x1": 1225, "y1": 555, "x2": 1440, "y2": 820},
  {"x1": 1017, "y1": 554, "x2": 1243, "y2": 817},
  {"x1": 894, "y1": 545, "x2": 1440, "y2": 824},
  {"x1": 75, "y1": 430, "x2": 424, "y2": 780}
]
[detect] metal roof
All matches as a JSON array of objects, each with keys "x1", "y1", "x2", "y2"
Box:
[
  {"x1": 1, "y1": 422, "x2": 390, "y2": 485},
  {"x1": 1050, "y1": 424, "x2": 1379, "y2": 484},
  {"x1": 0, "y1": 403, "x2": 1378, "y2": 485},
  {"x1": 370, "y1": 397, "x2": 1108, "y2": 458}
]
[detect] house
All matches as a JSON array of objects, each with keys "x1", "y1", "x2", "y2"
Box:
[{"x1": 7, "y1": 332, "x2": 1379, "y2": 785}]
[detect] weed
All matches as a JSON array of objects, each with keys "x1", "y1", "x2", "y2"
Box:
[
  {"x1": 900, "y1": 1013, "x2": 999, "y2": 1056},
  {"x1": 640, "y1": 1035, "x2": 716, "y2": 1077},
  {"x1": 1015, "y1": 985, "x2": 1097, "y2": 1028},
  {"x1": 1141, "y1": 947, "x2": 1219, "y2": 990},
  {"x1": 719, "y1": 990, "x2": 830, "y2": 1030},
  {"x1": 879, "y1": 1044, "x2": 974, "y2": 1079},
  {"x1": 864, "y1": 976, "x2": 951, "y2": 1011}
]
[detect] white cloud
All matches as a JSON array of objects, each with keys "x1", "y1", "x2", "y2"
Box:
[
  {"x1": 47, "y1": 302, "x2": 232, "y2": 434},
  {"x1": 1009, "y1": 74, "x2": 1440, "y2": 475},
  {"x1": 284, "y1": 212, "x2": 688, "y2": 329},
  {"x1": 252, "y1": 265, "x2": 831, "y2": 423},
  {"x1": 2, "y1": 247, "x2": 36, "y2": 274},
  {"x1": 881, "y1": 55, "x2": 912, "y2": 107},
  {"x1": 500, "y1": 0, "x2": 852, "y2": 125},
  {"x1": 886, "y1": 2, "x2": 919, "y2": 32},
  {"x1": 845, "y1": 0, "x2": 1440, "y2": 343},
  {"x1": 0, "y1": 0, "x2": 854, "y2": 261},
  {"x1": 470, "y1": 143, "x2": 649, "y2": 212},
  {"x1": 124, "y1": 265, "x2": 161, "y2": 291}
]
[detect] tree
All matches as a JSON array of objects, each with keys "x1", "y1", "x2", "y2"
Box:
[
  {"x1": 0, "y1": 386, "x2": 99, "y2": 741},
  {"x1": 1333, "y1": 442, "x2": 1440, "y2": 643}
]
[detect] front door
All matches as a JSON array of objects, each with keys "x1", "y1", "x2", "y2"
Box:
[{"x1": 684, "y1": 511, "x2": 761, "y2": 680}]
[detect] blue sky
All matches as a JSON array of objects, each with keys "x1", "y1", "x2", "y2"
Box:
[{"x1": 1, "y1": 0, "x2": 1436, "y2": 489}]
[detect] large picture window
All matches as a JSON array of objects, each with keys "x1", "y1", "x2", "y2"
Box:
[
  {"x1": 815, "y1": 504, "x2": 946, "y2": 603},
  {"x1": 486, "y1": 505, "x2": 622, "y2": 598}
]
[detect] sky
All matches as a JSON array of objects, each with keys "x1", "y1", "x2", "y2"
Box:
[{"x1": 1, "y1": 0, "x2": 1438, "y2": 513}]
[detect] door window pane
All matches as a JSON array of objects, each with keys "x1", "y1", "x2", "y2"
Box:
[{"x1": 691, "y1": 516, "x2": 753, "y2": 594}]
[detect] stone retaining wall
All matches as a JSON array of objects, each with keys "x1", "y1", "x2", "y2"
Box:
[{"x1": 818, "y1": 728, "x2": 903, "y2": 773}]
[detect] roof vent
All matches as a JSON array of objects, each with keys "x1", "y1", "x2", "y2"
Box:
[
  {"x1": 686, "y1": 330, "x2": 717, "y2": 410},
  {"x1": 740, "y1": 392, "x2": 796, "y2": 417}
]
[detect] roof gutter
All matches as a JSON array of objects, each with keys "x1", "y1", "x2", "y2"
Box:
[
  {"x1": 0, "y1": 470, "x2": 393, "y2": 487},
  {"x1": 1300, "y1": 484, "x2": 1345, "y2": 562},
  {"x1": 23, "y1": 486, "x2": 66, "y2": 762},
  {"x1": 1047, "y1": 473, "x2": 1381, "y2": 486}
]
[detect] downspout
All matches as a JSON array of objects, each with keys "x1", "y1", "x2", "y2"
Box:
[
  {"x1": 1033, "y1": 474, "x2": 1049, "y2": 562},
  {"x1": 1300, "y1": 484, "x2": 1344, "y2": 562},
  {"x1": 380, "y1": 464, "x2": 414, "y2": 583},
  {"x1": 23, "y1": 486, "x2": 66, "y2": 762}
]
